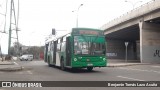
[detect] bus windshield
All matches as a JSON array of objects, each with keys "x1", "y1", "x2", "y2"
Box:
[{"x1": 74, "y1": 36, "x2": 105, "y2": 55}]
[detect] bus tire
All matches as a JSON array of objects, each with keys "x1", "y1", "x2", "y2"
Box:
[
  {"x1": 87, "y1": 67, "x2": 93, "y2": 71},
  {"x1": 48, "y1": 57, "x2": 52, "y2": 67},
  {"x1": 48, "y1": 61, "x2": 52, "y2": 67},
  {"x1": 61, "y1": 59, "x2": 65, "y2": 71}
]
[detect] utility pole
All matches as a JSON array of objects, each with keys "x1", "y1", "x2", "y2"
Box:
[
  {"x1": 0, "y1": 44, "x2": 3, "y2": 61},
  {"x1": 8, "y1": 0, "x2": 13, "y2": 56},
  {"x1": 8, "y1": 0, "x2": 20, "y2": 56}
]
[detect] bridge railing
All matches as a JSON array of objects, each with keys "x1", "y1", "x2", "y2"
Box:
[{"x1": 101, "y1": 0, "x2": 158, "y2": 31}]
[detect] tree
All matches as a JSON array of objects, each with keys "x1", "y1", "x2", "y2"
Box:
[
  {"x1": 26, "y1": 46, "x2": 44, "y2": 59},
  {"x1": 9, "y1": 42, "x2": 23, "y2": 56}
]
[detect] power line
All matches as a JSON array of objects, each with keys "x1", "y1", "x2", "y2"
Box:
[
  {"x1": 0, "y1": 0, "x2": 5, "y2": 8},
  {"x1": 0, "y1": 0, "x2": 8, "y2": 33},
  {"x1": 3, "y1": 0, "x2": 9, "y2": 33}
]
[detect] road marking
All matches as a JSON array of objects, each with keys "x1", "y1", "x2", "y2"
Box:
[
  {"x1": 117, "y1": 76, "x2": 145, "y2": 81},
  {"x1": 27, "y1": 71, "x2": 33, "y2": 74},
  {"x1": 13, "y1": 62, "x2": 19, "y2": 65},
  {"x1": 152, "y1": 66, "x2": 160, "y2": 68},
  {"x1": 119, "y1": 67, "x2": 160, "y2": 74}
]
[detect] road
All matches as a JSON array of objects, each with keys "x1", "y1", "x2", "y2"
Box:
[{"x1": 0, "y1": 60, "x2": 160, "y2": 90}]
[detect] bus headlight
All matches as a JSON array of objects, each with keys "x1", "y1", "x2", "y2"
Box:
[
  {"x1": 74, "y1": 58, "x2": 77, "y2": 61},
  {"x1": 103, "y1": 58, "x2": 106, "y2": 61}
]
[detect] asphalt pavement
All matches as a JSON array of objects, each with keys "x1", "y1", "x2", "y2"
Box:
[
  {"x1": 0, "y1": 60, "x2": 160, "y2": 90},
  {"x1": 0, "y1": 59, "x2": 150, "y2": 71}
]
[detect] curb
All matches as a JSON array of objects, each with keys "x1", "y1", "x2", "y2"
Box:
[
  {"x1": 0, "y1": 62, "x2": 15, "y2": 65},
  {"x1": 107, "y1": 63, "x2": 151, "y2": 67},
  {"x1": 0, "y1": 66, "x2": 23, "y2": 71},
  {"x1": 107, "y1": 64, "x2": 137, "y2": 67},
  {"x1": 0, "y1": 62, "x2": 23, "y2": 71}
]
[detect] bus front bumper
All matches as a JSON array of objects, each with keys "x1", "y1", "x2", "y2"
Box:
[{"x1": 71, "y1": 61, "x2": 107, "y2": 68}]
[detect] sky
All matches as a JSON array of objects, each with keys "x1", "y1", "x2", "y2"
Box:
[{"x1": 0, "y1": 0, "x2": 152, "y2": 54}]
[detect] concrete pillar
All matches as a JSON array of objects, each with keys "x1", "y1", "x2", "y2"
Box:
[{"x1": 139, "y1": 21, "x2": 160, "y2": 63}]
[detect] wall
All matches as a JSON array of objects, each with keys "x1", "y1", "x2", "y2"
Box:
[
  {"x1": 139, "y1": 22, "x2": 160, "y2": 63},
  {"x1": 106, "y1": 39, "x2": 137, "y2": 61}
]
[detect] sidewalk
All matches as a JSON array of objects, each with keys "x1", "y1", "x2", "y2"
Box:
[
  {"x1": 0, "y1": 60, "x2": 22, "y2": 71},
  {"x1": 107, "y1": 59, "x2": 150, "y2": 67},
  {"x1": 107, "y1": 62, "x2": 150, "y2": 67}
]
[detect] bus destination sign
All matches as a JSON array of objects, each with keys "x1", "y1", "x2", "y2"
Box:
[
  {"x1": 72, "y1": 29, "x2": 103, "y2": 35},
  {"x1": 79, "y1": 30, "x2": 99, "y2": 35}
]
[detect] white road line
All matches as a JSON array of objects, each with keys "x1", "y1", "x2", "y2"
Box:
[
  {"x1": 119, "y1": 67, "x2": 160, "y2": 74},
  {"x1": 153, "y1": 71, "x2": 160, "y2": 73},
  {"x1": 152, "y1": 66, "x2": 160, "y2": 68},
  {"x1": 119, "y1": 67, "x2": 151, "y2": 72},
  {"x1": 13, "y1": 62, "x2": 19, "y2": 65},
  {"x1": 27, "y1": 71, "x2": 33, "y2": 74},
  {"x1": 117, "y1": 76, "x2": 145, "y2": 81}
]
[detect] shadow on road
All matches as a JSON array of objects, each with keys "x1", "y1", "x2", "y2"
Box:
[
  {"x1": 67, "y1": 68, "x2": 103, "y2": 73},
  {"x1": 47, "y1": 65, "x2": 104, "y2": 73}
]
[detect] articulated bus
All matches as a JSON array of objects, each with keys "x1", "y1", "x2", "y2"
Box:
[{"x1": 44, "y1": 28, "x2": 107, "y2": 71}]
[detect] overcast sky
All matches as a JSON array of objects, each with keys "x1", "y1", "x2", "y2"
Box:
[{"x1": 0, "y1": 0, "x2": 152, "y2": 54}]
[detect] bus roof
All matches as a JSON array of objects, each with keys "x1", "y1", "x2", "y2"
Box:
[
  {"x1": 45, "y1": 28, "x2": 103, "y2": 44},
  {"x1": 72, "y1": 28, "x2": 104, "y2": 35},
  {"x1": 72, "y1": 28, "x2": 103, "y2": 31}
]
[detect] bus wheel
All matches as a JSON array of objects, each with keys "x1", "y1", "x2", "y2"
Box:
[
  {"x1": 48, "y1": 63, "x2": 52, "y2": 67},
  {"x1": 48, "y1": 56, "x2": 52, "y2": 67},
  {"x1": 87, "y1": 67, "x2": 93, "y2": 71},
  {"x1": 48, "y1": 60, "x2": 52, "y2": 67},
  {"x1": 61, "y1": 60, "x2": 65, "y2": 71}
]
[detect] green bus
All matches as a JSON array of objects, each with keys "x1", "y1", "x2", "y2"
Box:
[{"x1": 44, "y1": 28, "x2": 107, "y2": 71}]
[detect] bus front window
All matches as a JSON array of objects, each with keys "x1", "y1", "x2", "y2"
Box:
[
  {"x1": 74, "y1": 36, "x2": 105, "y2": 55},
  {"x1": 74, "y1": 41, "x2": 89, "y2": 55},
  {"x1": 91, "y1": 43, "x2": 105, "y2": 55}
]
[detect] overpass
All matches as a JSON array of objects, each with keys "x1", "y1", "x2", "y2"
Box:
[{"x1": 101, "y1": 0, "x2": 160, "y2": 63}]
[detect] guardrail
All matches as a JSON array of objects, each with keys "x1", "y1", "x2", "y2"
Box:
[{"x1": 101, "y1": 0, "x2": 158, "y2": 30}]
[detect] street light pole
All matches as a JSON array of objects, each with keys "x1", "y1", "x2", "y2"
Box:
[
  {"x1": 72, "y1": 4, "x2": 83, "y2": 28},
  {"x1": 125, "y1": 42, "x2": 129, "y2": 62},
  {"x1": 125, "y1": 0, "x2": 142, "y2": 9}
]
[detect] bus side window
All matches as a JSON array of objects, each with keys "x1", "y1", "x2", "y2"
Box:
[
  {"x1": 57, "y1": 39, "x2": 61, "y2": 51},
  {"x1": 61, "y1": 36, "x2": 66, "y2": 52},
  {"x1": 51, "y1": 41, "x2": 54, "y2": 51},
  {"x1": 50, "y1": 42, "x2": 52, "y2": 51},
  {"x1": 61, "y1": 42, "x2": 66, "y2": 52},
  {"x1": 48, "y1": 42, "x2": 51, "y2": 51},
  {"x1": 45, "y1": 43, "x2": 49, "y2": 51}
]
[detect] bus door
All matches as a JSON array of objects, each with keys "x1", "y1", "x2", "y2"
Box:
[
  {"x1": 66, "y1": 37, "x2": 71, "y2": 66},
  {"x1": 53, "y1": 41, "x2": 57, "y2": 64},
  {"x1": 44, "y1": 44, "x2": 48, "y2": 62}
]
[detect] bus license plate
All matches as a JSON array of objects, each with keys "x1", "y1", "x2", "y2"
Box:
[{"x1": 87, "y1": 64, "x2": 93, "y2": 66}]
